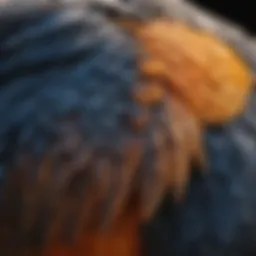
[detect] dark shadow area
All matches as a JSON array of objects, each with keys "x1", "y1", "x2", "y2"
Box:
[{"x1": 189, "y1": 0, "x2": 256, "y2": 34}]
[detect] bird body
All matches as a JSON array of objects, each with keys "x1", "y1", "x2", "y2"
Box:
[{"x1": 0, "y1": 1, "x2": 254, "y2": 256}]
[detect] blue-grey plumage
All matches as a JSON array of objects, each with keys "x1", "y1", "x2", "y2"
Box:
[{"x1": 0, "y1": 2, "x2": 177, "y2": 254}]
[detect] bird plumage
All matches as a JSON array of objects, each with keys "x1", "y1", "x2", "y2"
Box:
[{"x1": 0, "y1": 1, "x2": 254, "y2": 256}]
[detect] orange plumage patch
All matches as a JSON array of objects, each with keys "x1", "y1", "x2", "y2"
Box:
[{"x1": 136, "y1": 20, "x2": 253, "y2": 124}]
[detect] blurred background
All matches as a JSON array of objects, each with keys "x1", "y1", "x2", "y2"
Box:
[{"x1": 188, "y1": 0, "x2": 255, "y2": 33}]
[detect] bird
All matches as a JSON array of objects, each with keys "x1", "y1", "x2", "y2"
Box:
[{"x1": 0, "y1": 1, "x2": 253, "y2": 256}]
